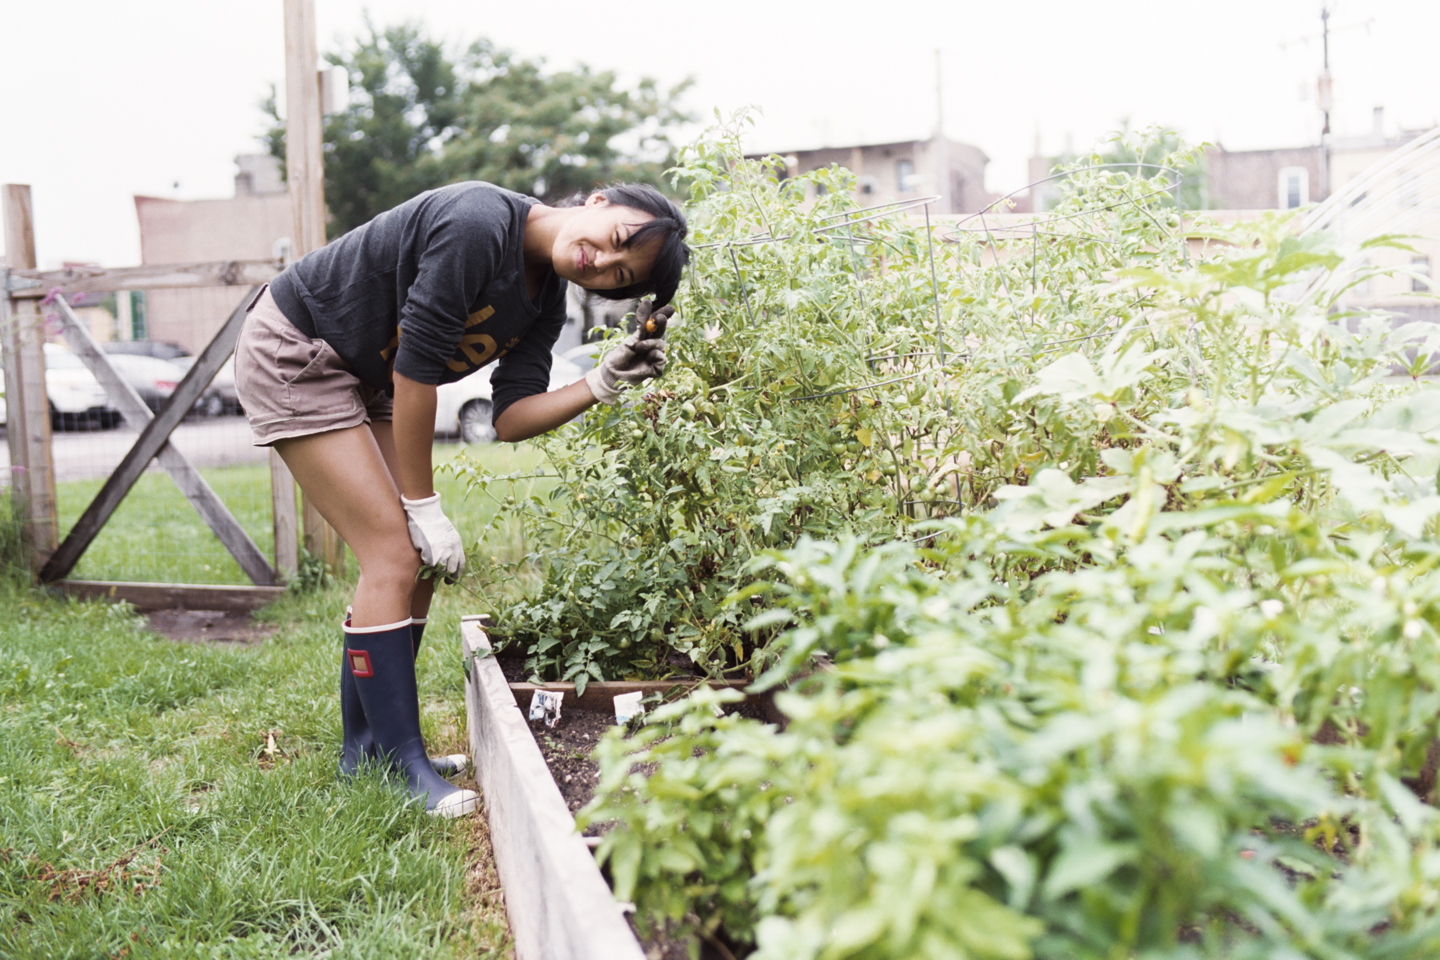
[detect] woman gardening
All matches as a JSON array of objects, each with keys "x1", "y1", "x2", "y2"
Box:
[{"x1": 233, "y1": 182, "x2": 689, "y2": 817}]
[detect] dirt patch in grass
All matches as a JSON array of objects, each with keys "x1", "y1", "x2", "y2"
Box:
[
  {"x1": 144, "y1": 608, "x2": 277, "y2": 645},
  {"x1": 456, "y1": 776, "x2": 514, "y2": 958},
  {"x1": 5, "y1": 831, "x2": 170, "y2": 904}
]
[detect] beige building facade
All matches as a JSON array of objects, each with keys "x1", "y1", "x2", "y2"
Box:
[
  {"x1": 1323, "y1": 127, "x2": 1439, "y2": 328},
  {"x1": 749, "y1": 137, "x2": 994, "y2": 215},
  {"x1": 133, "y1": 154, "x2": 291, "y2": 354}
]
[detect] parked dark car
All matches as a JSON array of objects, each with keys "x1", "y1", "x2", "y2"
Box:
[
  {"x1": 104, "y1": 353, "x2": 183, "y2": 414},
  {"x1": 101, "y1": 339, "x2": 190, "y2": 362},
  {"x1": 170, "y1": 355, "x2": 242, "y2": 416}
]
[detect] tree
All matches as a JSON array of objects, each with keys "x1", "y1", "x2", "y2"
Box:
[
  {"x1": 262, "y1": 22, "x2": 691, "y2": 238},
  {"x1": 443, "y1": 40, "x2": 690, "y2": 203},
  {"x1": 1093, "y1": 123, "x2": 1207, "y2": 211}
]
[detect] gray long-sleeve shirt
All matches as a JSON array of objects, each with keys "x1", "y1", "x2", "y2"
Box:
[{"x1": 268, "y1": 182, "x2": 567, "y2": 423}]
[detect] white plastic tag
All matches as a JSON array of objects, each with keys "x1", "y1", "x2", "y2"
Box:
[
  {"x1": 529, "y1": 689, "x2": 564, "y2": 728},
  {"x1": 613, "y1": 691, "x2": 644, "y2": 724}
]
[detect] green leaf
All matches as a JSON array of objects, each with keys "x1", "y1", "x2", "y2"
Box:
[{"x1": 1040, "y1": 833, "x2": 1136, "y2": 900}]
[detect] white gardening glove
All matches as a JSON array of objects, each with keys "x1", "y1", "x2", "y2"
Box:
[
  {"x1": 400, "y1": 493, "x2": 466, "y2": 580},
  {"x1": 584, "y1": 302, "x2": 674, "y2": 405}
]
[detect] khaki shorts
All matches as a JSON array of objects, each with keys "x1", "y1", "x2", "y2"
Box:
[{"x1": 234, "y1": 286, "x2": 394, "y2": 446}]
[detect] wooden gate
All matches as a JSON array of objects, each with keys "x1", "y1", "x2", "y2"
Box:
[
  {"x1": 1, "y1": 188, "x2": 303, "y2": 607},
  {"x1": 0, "y1": 0, "x2": 345, "y2": 609}
]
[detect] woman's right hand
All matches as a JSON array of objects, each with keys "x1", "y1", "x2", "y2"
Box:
[{"x1": 637, "y1": 300, "x2": 675, "y2": 337}]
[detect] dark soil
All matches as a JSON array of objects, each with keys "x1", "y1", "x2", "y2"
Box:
[
  {"x1": 525, "y1": 702, "x2": 754, "y2": 960},
  {"x1": 496, "y1": 652, "x2": 528, "y2": 683},
  {"x1": 528, "y1": 706, "x2": 611, "y2": 827},
  {"x1": 144, "y1": 609, "x2": 277, "y2": 645}
]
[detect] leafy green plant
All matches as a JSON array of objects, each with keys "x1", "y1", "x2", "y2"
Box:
[
  {"x1": 556, "y1": 118, "x2": 1440, "y2": 956},
  {"x1": 457, "y1": 115, "x2": 1230, "y2": 686},
  {"x1": 585, "y1": 530, "x2": 1440, "y2": 958}
]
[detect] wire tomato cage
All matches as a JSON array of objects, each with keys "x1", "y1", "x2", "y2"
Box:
[{"x1": 687, "y1": 161, "x2": 1188, "y2": 408}]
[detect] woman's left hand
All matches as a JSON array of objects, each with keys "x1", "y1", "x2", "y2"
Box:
[
  {"x1": 637, "y1": 300, "x2": 675, "y2": 338},
  {"x1": 400, "y1": 493, "x2": 466, "y2": 579},
  {"x1": 585, "y1": 333, "x2": 667, "y2": 405}
]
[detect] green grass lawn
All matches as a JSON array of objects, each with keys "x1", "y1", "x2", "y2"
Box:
[
  {"x1": 2, "y1": 441, "x2": 555, "y2": 958},
  {"x1": 56, "y1": 442, "x2": 552, "y2": 587}
]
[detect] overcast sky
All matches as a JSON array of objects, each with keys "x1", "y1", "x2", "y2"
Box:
[{"x1": 2, "y1": 0, "x2": 1435, "y2": 268}]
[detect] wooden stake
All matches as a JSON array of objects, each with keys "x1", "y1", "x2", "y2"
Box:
[
  {"x1": 1, "y1": 184, "x2": 58, "y2": 575},
  {"x1": 283, "y1": 0, "x2": 344, "y2": 576},
  {"x1": 270, "y1": 450, "x2": 298, "y2": 581}
]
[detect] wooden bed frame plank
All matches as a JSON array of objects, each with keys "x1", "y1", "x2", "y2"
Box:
[{"x1": 461, "y1": 616, "x2": 645, "y2": 960}]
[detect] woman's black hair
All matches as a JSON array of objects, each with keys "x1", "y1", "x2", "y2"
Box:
[{"x1": 560, "y1": 184, "x2": 690, "y2": 307}]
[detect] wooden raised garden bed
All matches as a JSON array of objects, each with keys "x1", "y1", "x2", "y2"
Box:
[
  {"x1": 461, "y1": 615, "x2": 647, "y2": 960},
  {"x1": 461, "y1": 615, "x2": 775, "y2": 959}
]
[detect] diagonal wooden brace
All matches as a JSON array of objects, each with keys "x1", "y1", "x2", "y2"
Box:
[{"x1": 39, "y1": 288, "x2": 277, "y2": 586}]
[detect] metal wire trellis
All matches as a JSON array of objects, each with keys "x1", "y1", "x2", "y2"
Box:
[
  {"x1": 1297, "y1": 126, "x2": 1440, "y2": 305},
  {"x1": 691, "y1": 164, "x2": 1185, "y2": 407}
]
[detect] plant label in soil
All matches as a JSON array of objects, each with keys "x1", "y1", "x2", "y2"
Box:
[
  {"x1": 613, "y1": 691, "x2": 644, "y2": 724},
  {"x1": 529, "y1": 689, "x2": 564, "y2": 728}
]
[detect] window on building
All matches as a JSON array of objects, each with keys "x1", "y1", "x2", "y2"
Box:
[
  {"x1": 130, "y1": 291, "x2": 147, "y2": 340},
  {"x1": 1278, "y1": 167, "x2": 1309, "y2": 209},
  {"x1": 896, "y1": 159, "x2": 916, "y2": 194},
  {"x1": 859, "y1": 176, "x2": 878, "y2": 195},
  {"x1": 1414, "y1": 256, "x2": 1432, "y2": 293}
]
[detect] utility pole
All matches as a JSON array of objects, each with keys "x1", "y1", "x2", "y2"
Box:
[
  {"x1": 1317, "y1": 4, "x2": 1333, "y2": 198},
  {"x1": 1280, "y1": 5, "x2": 1371, "y2": 200},
  {"x1": 281, "y1": 0, "x2": 343, "y2": 577},
  {"x1": 934, "y1": 49, "x2": 951, "y2": 213}
]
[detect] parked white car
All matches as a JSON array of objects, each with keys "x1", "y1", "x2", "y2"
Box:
[
  {"x1": 103, "y1": 353, "x2": 185, "y2": 415},
  {"x1": 14, "y1": 345, "x2": 123, "y2": 431},
  {"x1": 171, "y1": 355, "x2": 241, "y2": 416},
  {"x1": 0, "y1": 345, "x2": 122, "y2": 431},
  {"x1": 434, "y1": 352, "x2": 583, "y2": 443}
]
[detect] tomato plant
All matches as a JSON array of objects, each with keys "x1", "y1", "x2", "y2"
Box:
[{"x1": 452, "y1": 116, "x2": 1236, "y2": 688}]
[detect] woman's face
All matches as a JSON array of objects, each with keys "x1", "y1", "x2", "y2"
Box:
[{"x1": 550, "y1": 194, "x2": 661, "y2": 291}]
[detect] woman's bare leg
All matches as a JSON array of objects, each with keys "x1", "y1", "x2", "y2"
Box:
[
  {"x1": 369, "y1": 420, "x2": 435, "y2": 620},
  {"x1": 273, "y1": 425, "x2": 420, "y2": 627}
]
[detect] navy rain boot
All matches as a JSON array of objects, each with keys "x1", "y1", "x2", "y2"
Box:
[
  {"x1": 410, "y1": 617, "x2": 468, "y2": 779},
  {"x1": 344, "y1": 618, "x2": 479, "y2": 818},
  {"x1": 338, "y1": 611, "x2": 468, "y2": 779},
  {"x1": 338, "y1": 632, "x2": 375, "y2": 778}
]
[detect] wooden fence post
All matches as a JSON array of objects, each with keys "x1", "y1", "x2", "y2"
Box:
[
  {"x1": 270, "y1": 450, "x2": 298, "y2": 580},
  {"x1": 1, "y1": 184, "x2": 58, "y2": 575},
  {"x1": 283, "y1": 0, "x2": 345, "y2": 576}
]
